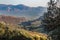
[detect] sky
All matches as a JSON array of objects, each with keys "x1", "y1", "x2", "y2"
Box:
[{"x1": 0, "y1": 0, "x2": 49, "y2": 7}]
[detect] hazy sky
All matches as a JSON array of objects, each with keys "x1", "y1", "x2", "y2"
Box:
[{"x1": 0, "y1": 0, "x2": 49, "y2": 7}]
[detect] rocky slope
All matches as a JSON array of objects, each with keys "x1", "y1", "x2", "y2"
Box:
[{"x1": 0, "y1": 15, "x2": 27, "y2": 25}]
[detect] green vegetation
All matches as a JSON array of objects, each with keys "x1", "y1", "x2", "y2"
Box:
[
  {"x1": 42, "y1": 0, "x2": 60, "y2": 40},
  {"x1": 0, "y1": 22, "x2": 49, "y2": 40}
]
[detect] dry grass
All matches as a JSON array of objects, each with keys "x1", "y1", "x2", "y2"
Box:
[{"x1": 0, "y1": 22, "x2": 49, "y2": 40}]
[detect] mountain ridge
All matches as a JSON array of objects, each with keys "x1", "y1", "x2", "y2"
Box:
[{"x1": 0, "y1": 4, "x2": 47, "y2": 19}]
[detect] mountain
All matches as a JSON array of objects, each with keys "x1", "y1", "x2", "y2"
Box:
[
  {"x1": 0, "y1": 15, "x2": 27, "y2": 25},
  {"x1": 0, "y1": 4, "x2": 47, "y2": 19}
]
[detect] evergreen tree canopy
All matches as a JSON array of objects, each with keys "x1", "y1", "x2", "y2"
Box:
[
  {"x1": 42, "y1": 0, "x2": 60, "y2": 32},
  {"x1": 42, "y1": 0, "x2": 60, "y2": 40}
]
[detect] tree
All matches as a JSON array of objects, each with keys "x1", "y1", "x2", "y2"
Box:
[
  {"x1": 42, "y1": 0, "x2": 60, "y2": 40},
  {"x1": 42, "y1": 0, "x2": 59, "y2": 32}
]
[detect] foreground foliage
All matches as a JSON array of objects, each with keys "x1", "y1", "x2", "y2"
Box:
[{"x1": 0, "y1": 22, "x2": 49, "y2": 40}]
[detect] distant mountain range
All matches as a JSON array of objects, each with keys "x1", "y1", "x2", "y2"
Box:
[{"x1": 0, "y1": 4, "x2": 47, "y2": 19}]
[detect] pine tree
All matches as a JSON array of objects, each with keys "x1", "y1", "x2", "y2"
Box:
[
  {"x1": 42, "y1": 0, "x2": 59, "y2": 32},
  {"x1": 42, "y1": 0, "x2": 60, "y2": 40}
]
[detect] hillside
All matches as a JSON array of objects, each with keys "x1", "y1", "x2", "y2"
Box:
[
  {"x1": 19, "y1": 16, "x2": 45, "y2": 33},
  {"x1": 0, "y1": 15, "x2": 27, "y2": 25},
  {"x1": 0, "y1": 22, "x2": 49, "y2": 40}
]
